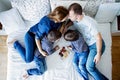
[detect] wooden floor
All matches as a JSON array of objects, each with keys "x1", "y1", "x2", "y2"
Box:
[
  {"x1": 0, "y1": 35, "x2": 7, "y2": 80},
  {"x1": 112, "y1": 36, "x2": 120, "y2": 80},
  {"x1": 0, "y1": 35, "x2": 120, "y2": 80}
]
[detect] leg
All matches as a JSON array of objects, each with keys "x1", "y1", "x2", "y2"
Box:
[
  {"x1": 78, "y1": 52, "x2": 88, "y2": 80},
  {"x1": 73, "y1": 52, "x2": 83, "y2": 78},
  {"x1": 86, "y1": 43, "x2": 108, "y2": 80},
  {"x1": 27, "y1": 57, "x2": 46, "y2": 75},
  {"x1": 73, "y1": 52, "x2": 79, "y2": 71},
  {"x1": 14, "y1": 32, "x2": 36, "y2": 63}
]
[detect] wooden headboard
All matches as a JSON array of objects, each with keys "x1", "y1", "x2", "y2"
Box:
[{"x1": 0, "y1": 22, "x2": 2, "y2": 30}]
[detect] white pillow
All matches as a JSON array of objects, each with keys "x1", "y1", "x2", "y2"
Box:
[
  {"x1": 83, "y1": 0, "x2": 102, "y2": 18},
  {"x1": 0, "y1": 8, "x2": 26, "y2": 34},
  {"x1": 95, "y1": 3, "x2": 120, "y2": 23},
  {"x1": 50, "y1": 0, "x2": 87, "y2": 11},
  {"x1": 10, "y1": 0, "x2": 51, "y2": 22}
]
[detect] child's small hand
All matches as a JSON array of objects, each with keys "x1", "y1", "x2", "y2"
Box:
[
  {"x1": 54, "y1": 45, "x2": 60, "y2": 51},
  {"x1": 67, "y1": 45, "x2": 72, "y2": 50}
]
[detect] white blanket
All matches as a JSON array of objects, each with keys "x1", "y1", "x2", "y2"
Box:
[{"x1": 7, "y1": 23, "x2": 112, "y2": 80}]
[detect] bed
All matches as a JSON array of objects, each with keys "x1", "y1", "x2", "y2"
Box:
[
  {"x1": 0, "y1": 0, "x2": 113, "y2": 80},
  {"x1": 6, "y1": 23, "x2": 112, "y2": 80}
]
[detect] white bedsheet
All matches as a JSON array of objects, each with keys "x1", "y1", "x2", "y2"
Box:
[{"x1": 7, "y1": 23, "x2": 112, "y2": 80}]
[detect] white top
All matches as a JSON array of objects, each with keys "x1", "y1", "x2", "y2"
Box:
[{"x1": 74, "y1": 15, "x2": 98, "y2": 46}]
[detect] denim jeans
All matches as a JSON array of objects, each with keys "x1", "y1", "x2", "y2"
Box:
[
  {"x1": 73, "y1": 51, "x2": 88, "y2": 80},
  {"x1": 86, "y1": 40, "x2": 108, "y2": 80},
  {"x1": 27, "y1": 56, "x2": 47, "y2": 75},
  {"x1": 14, "y1": 31, "x2": 36, "y2": 63}
]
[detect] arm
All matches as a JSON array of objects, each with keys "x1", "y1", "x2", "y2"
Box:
[
  {"x1": 94, "y1": 32, "x2": 102, "y2": 64},
  {"x1": 35, "y1": 39, "x2": 48, "y2": 56},
  {"x1": 35, "y1": 22, "x2": 51, "y2": 56},
  {"x1": 47, "y1": 45, "x2": 60, "y2": 55},
  {"x1": 59, "y1": 19, "x2": 73, "y2": 33}
]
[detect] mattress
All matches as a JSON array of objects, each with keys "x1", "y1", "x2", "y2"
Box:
[{"x1": 6, "y1": 23, "x2": 112, "y2": 80}]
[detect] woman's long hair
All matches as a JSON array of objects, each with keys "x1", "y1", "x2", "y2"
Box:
[{"x1": 48, "y1": 6, "x2": 68, "y2": 22}]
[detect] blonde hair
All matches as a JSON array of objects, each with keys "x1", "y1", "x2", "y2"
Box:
[{"x1": 48, "y1": 6, "x2": 68, "y2": 22}]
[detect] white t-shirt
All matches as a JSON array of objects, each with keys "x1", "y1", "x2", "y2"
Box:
[{"x1": 74, "y1": 15, "x2": 98, "y2": 46}]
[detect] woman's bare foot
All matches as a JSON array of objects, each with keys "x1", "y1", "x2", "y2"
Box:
[{"x1": 7, "y1": 39, "x2": 17, "y2": 46}]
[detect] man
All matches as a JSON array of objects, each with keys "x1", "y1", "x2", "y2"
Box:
[{"x1": 68, "y1": 3, "x2": 108, "y2": 80}]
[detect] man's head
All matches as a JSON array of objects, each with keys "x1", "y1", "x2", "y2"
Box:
[
  {"x1": 68, "y1": 3, "x2": 83, "y2": 21},
  {"x1": 64, "y1": 29, "x2": 79, "y2": 41},
  {"x1": 47, "y1": 30, "x2": 62, "y2": 42}
]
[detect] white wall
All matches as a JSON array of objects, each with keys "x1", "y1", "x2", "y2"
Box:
[{"x1": 0, "y1": 0, "x2": 12, "y2": 12}]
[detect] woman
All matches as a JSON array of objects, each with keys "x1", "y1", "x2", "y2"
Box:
[{"x1": 9, "y1": 6, "x2": 68, "y2": 63}]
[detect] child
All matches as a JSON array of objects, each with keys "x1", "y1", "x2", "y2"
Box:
[
  {"x1": 22, "y1": 30, "x2": 62, "y2": 79},
  {"x1": 64, "y1": 29, "x2": 89, "y2": 80}
]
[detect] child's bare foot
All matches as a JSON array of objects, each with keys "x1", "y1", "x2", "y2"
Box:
[
  {"x1": 22, "y1": 70, "x2": 29, "y2": 80},
  {"x1": 7, "y1": 39, "x2": 17, "y2": 46},
  {"x1": 23, "y1": 74, "x2": 29, "y2": 80}
]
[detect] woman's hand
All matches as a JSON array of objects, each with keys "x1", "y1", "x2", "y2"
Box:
[
  {"x1": 40, "y1": 50, "x2": 48, "y2": 56},
  {"x1": 63, "y1": 20, "x2": 73, "y2": 33},
  {"x1": 94, "y1": 53, "x2": 101, "y2": 64}
]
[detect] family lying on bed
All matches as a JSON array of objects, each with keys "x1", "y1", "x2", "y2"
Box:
[{"x1": 8, "y1": 3, "x2": 108, "y2": 80}]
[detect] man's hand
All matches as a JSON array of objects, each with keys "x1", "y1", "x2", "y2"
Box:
[{"x1": 94, "y1": 53, "x2": 101, "y2": 64}]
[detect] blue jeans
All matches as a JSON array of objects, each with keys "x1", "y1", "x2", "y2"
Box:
[
  {"x1": 27, "y1": 56, "x2": 47, "y2": 75},
  {"x1": 14, "y1": 31, "x2": 36, "y2": 63},
  {"x1": 73, "y1": 51, "x2": 88, "y2": 80},
  {"x1": 86, "y1": 40, "x2": 108, "y2": 80}
]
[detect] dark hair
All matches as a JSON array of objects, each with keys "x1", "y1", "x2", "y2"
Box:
[
  {"x1": 68, "y1": 3, "x2": 82, "y2": 15},
  {"x1": 64, "y1": 29, "x2": 79, "y2": 41},
  {"x1": 47, "y1": 30, "x2": 62, "y2": 42}
]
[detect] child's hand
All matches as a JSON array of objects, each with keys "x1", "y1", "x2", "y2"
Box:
[
  {"x1": 54, "y1": 45, "x2": 60, "y2": 51},
  {"x1": 67, "y1": 45, "x2": 72, "y2": 50}
]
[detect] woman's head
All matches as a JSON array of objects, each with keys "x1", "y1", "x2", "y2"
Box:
[
  {"x1": 47, "y1": 30, "x2": 62, "y2": 42},
  {"x1": 64, "y1": 29, "x2": 79, "y2": 41},
  {"x1": 48, "y1": 6, "x2": 69, "y2": 23}
]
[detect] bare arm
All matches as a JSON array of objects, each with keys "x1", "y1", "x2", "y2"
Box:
[
  {"x1": 94, "y1": 32, "x2": 102, "y2": 64},
  {"x1": 59, "y1": 19, "x2": 73, "y2": 33},
  {"x1": 35, "y1": 38, "x2": 48, "y2": 56}
]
